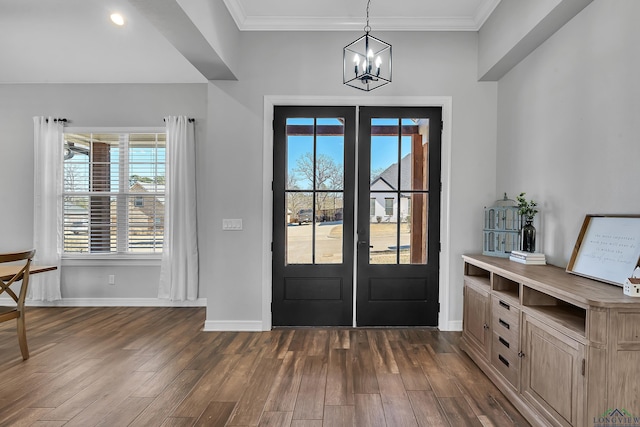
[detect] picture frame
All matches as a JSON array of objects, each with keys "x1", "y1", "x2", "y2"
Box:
[{"x1": 566, "y1": 214, "x2": 640, "y2": 286}]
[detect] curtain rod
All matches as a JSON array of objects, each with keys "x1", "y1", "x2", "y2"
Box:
[
  {"x1": 45, "y1": 118, "x2": 68, "y2": 123},
  {"x1": 163, "y1": 118, "x2": 195, "y2": 123}
]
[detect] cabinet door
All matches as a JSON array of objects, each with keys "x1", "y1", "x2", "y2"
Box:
[
  {"x1": 463, "y1": 283, "x2": 491, "y2": 359},
  {"x1": 521, "y1": 314, "x2": 585, "y2": 427}
]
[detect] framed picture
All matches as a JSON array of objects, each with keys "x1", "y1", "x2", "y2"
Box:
[{"x1": 567, "y1": 214, "x2": 640, "y2": 286}]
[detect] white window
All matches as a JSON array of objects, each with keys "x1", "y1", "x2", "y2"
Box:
[
  {"x1": 385, "y1": 197, "x2": 394, "y2": 216},
  {"x1": 63, "y1": 130, "x2": 165, "y2": 254}
]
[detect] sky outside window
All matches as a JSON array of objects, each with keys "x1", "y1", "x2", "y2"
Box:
[{"x1": 285, "y1": 118, "x2": 412, "y2": 187}]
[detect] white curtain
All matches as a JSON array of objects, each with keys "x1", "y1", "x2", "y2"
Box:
[
  {"x1": 159, "y1": 116, "x2": 199, "y2": 301},
  {"x1": 31, "y1": 116, "x2": 63, "y2": 301}
]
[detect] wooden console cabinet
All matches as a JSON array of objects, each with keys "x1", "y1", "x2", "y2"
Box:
[{"x1": 461, "y1": 254, "x2": 640, "y2": 427}]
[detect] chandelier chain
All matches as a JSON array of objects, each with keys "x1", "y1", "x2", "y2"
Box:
[{"x1": 364, "y1": 0, "x2": 372, "y2": 33}]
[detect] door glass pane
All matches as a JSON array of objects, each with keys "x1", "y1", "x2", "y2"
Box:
[
  {"x1": 286, "y1": 192, "x2": 313, "y2": 264},
  {"x1": 285, "y1": 116, "x2": 347, "y2": 266},
  {"x1": 369, "y1": 192, "x2": 397, "y2": 264},
  {"x1": 368, "y1": 117, "x2": 430, "y2": 265},
  {"x1": 370, "y1": 118, "x2": 401, "y2": 264},
  {"x1": 316, "y1": 118, "x2": 344, "y2": 191},
  {"x1": 286, "y1": 118, "x2": 314, "y2": 190},
  {"x1": 400, "y1": 196, "x2": 428, "y2": 264},
  {"x1": 399, "y1": 116, "x2": 430, "y2": 265},
  {"x1": 370, "y1": 118, "x2": 399, "y2": 188},
  {"x1": 315, "y1": 192, "x2": 343, "y2": 264},
  {"x1": 400, "y1": 118, "x2": 429, "y2": 192}
]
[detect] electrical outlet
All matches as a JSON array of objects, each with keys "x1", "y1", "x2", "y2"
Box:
[{"x1": 108, "y1": 275, "x2": 115, "y2": 285}]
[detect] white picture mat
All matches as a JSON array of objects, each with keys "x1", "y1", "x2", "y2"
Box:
[{"x1": 569, "y1": 216, "x2": 640, "y2": 286}]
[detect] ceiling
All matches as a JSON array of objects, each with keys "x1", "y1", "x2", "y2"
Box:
[{"x1": 0, "y1": 0, "x2": 500, "y2": 84}]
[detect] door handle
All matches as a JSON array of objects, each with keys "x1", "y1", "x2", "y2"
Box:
[{"x1": 358, "y1": 241, "x2": 374, "y2": 248}]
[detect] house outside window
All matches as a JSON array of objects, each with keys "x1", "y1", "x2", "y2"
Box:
[
  {"x1": 63, "y1": 130, "x2": 165, "y2": 254},
  {"x1": 370, "y1": 198, "x2": 375, "y2": 217}
]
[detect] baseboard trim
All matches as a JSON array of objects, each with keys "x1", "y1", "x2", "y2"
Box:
[
  {"x1": 439, "y1": 319, "x2": 463, "y2": 331},
  {"x1": 0, "y1": 298, "x2": 207, "y2": 307},
  {"x1": 203, "y1": 320, "x2": 264, "y2": 332}
]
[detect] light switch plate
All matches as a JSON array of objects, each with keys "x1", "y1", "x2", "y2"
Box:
[{"x1": 222, "y1": 219, "x2": 243, "y2": 230}]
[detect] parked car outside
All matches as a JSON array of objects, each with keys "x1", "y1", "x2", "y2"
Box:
[{"x1": 297, "y1": 209, "x2": 313, "y2": 224}]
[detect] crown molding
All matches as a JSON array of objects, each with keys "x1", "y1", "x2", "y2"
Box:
[
  {"x1": 222, "y1": 0, "x2": 248, "y2": 29},
  {"x1": 474, "y1": 0, "x2": 501, "y2": 29},
  {"x1": 222, "y1": 0, "x2": 501, "y2": 32},
  {"x1": 239, "y1": 16, "x2": 481, "y2": 32}
]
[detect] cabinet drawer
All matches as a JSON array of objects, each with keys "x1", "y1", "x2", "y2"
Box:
[
  {"x1": 492, "y1": 333, "x2": 519, "y2": 388},
  {"x1": 493, "y1": 330, "x2": 518, "y2": 356},
  {"x1": 492, "y1": 294, "x2": 520, "y2": 320},
  {"x1": 492, "y1": 309, "x2": 519, "y2": 339},
  {"x1": 492, "y1": 296, "x2": 520, "y2": 339}
]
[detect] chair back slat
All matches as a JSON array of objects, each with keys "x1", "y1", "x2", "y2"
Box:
[
  {"x1": 0, "y1": 249, "x2": 36, "y2": 360},
  {"x1": 0, "y1": 250, "x2": 35, "y2": 302},
  {"x1": 0, "y1": 250, "x2": 36, "y2": 264}
]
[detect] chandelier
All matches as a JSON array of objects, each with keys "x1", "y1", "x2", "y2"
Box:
[{"x1": 343, "y1": 0, "x2": 392, "y2": 91}]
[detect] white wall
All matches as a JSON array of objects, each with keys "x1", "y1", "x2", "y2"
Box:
[
  {"x1": 0, "y1": 83, "x2": 207, "y2": 300},
  {"x1": 496, "y1": 0, "x2": 640, "y2": 267},
  {"x1": 205, "y1": 30, "x2": 498, "y2": 328}
]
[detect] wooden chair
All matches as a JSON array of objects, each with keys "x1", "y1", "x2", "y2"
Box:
[{"x1": 0, "y1": 250, "x2": 36, "y2": 360}]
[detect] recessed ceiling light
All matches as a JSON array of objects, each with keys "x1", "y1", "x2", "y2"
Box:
[{"x1": 110, "y1": 13, "x2": 125, "y2": 26}]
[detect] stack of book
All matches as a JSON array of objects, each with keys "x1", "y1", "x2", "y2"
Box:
[{"x1": 509, "y1": 250, "x2": 546, "y2": 265}]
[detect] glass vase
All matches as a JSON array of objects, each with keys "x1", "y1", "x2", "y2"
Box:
[{"x1": 521, "y1": 219, "x2": 536, "y2": 252}]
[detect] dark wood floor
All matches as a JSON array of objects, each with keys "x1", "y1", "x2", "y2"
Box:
[{"x1": 0, "y1": 307, "x2": 530, "y2": 426}]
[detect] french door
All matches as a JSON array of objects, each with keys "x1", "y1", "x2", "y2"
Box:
[
  {"x1": 356, "y1": 106, "x2": 441, "y2": 326},
  {"x1": 272, "y1": 105, "x2": 441, "y2": 326}
]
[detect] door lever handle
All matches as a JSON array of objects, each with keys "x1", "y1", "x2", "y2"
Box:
[{"x1": 358, "y1": 241, "x2": 374, "y2": 248}]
